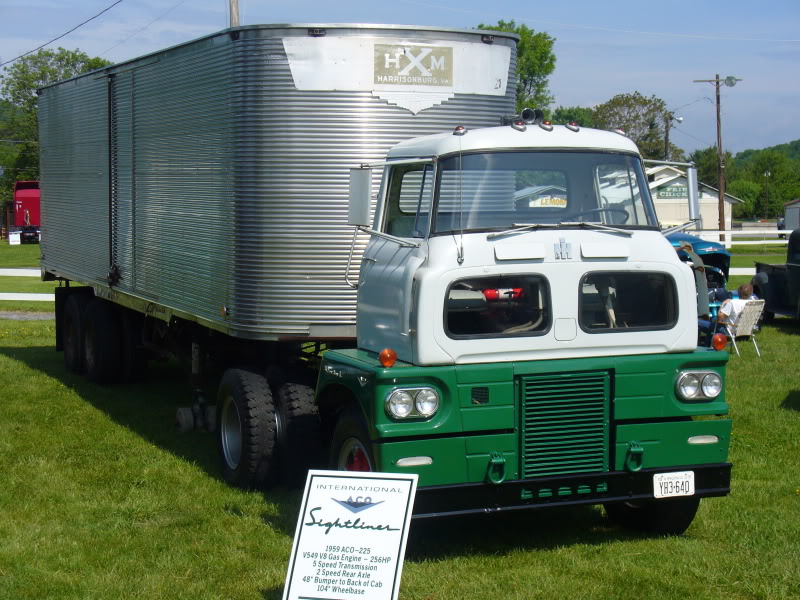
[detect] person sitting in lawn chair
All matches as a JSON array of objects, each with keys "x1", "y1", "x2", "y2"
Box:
[{"x1": 716, "y1": 283, "x2": 754, "y2": 331}]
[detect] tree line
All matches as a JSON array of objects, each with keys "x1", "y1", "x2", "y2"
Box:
[{"x1": 2, "y1": 22, "x2": 798, "y2": 218}]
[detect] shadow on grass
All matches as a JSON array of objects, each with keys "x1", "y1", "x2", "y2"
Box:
[
  {"x1": 766, "y1": 316, "x2": 800, "y2": 336},
  {"x1": 780, "y1": 391, "x2": 800, "y2": 411},
  {"x1": 1, "y1": 344, "x2": 655, "y2": 567},
  {"x1": 0, "y1": 343, "x2": 304, "y2": 528}
]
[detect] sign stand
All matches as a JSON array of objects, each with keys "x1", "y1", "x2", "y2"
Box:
[{"x1": 283, "y1": 470, "x2": 418, "y2": 600}]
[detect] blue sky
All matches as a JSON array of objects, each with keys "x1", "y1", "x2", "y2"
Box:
[{"x1": 1, "y1": 0, "x2": 798, "y2": 156}]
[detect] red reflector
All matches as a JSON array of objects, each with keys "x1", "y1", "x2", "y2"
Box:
[
  {"x1": 379, "y1": 348, "x2": 397, "y2": 367},
  {"x1": 711, "y1": 333, "x2": 727, "y2": 351}
]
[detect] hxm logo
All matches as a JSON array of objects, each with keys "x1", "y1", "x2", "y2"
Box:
[{"x1": 374, "y1": 45, "x2": 453, "y2": 87}]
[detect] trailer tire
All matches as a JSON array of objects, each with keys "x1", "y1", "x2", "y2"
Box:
[
  {"x1": 63, "y1": 294, "x2": 88, "y2": 373},
  {"x1": 83, "y1": 298, "x2": 123, "y2": 384},
  {"x1": 603, "y1": 496, "x2": 701, "y2": 536},
  {"x1": 217, "y1": 368, "x2": 280, "y2": 489},
  {"x1": 277, "y1": 382, "x2": 321, "y2": 486},
  {"x1": 121, "y1": 310, "x2": 148, "y2": 382},
  {"x1": 329, "y1": 409, "x2": 375, "y2": 472}
]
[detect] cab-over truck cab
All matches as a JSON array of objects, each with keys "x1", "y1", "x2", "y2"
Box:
[{"x1": 317, "y1": 122, "x2": 731, "y2": 534}]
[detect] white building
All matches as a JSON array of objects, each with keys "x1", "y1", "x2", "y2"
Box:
[{"x1": 647, "y1": 165, "x2": 742, "y2": 230}]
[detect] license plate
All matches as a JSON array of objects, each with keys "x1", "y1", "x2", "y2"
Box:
[{"x1": 653, "y1": 471, "x2": 695, "y2": 498}]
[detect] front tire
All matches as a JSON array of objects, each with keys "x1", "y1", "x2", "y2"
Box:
[
  {"x1": 217, "y1": 368, "x2": 280, "y2": 489},
  {"x1": 604, "y1": 496, "x2": 701, "y2": 536},
  {"x1": 329, "y1": 409, "x2": 375, "y2": 472}
]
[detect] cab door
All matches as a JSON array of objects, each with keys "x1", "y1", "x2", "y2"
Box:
[{"x1": 357, "y1": 163, "x2": 434, "y2": 362}]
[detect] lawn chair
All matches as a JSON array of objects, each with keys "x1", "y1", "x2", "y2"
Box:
[{"x1": 715, "y1": 299, "x2": 765, "y2": 357}]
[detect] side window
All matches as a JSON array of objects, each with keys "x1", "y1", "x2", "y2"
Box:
[
  {"x1": 384, "y1": 164, "x2": 433, "y2": 238},
  {"x1": 445, "y1": 274, "x2": 550, "y2": 338},
  {"x1": 595, "y1": 164, "x2": 646, "y2": 225},
  {"x1": 580, "y1": 272, "x2": 677, "y2": 332}
]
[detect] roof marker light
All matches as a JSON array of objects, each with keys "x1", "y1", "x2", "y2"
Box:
[
  {"x1": 511, "y1": 119, "x2": 526, "y2": 132},
  {"x1": 538, "y1": 120, "x2": 553, "y2": 132},
  {"x1": 566, "y1": 122, "x2": 580, "y2": 132},
  {"x1": 612, "y1": 128, "x2": 627, "y2": 136},
  {"x1": 453, "y1": 125, "x2": 467, "y2": 136}
]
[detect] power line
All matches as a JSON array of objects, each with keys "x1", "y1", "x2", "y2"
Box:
[
  {"x1": 100, "y1": 0, "x2": 187, "y2": 57},
  {"x1": 672, "y1": 126, "x2": 714, "y2": 148},
  {"x1": 397, "y1": 0, "x2": 800, "y2": 43},
  {"x1": 0, "y1": 1, "x2": 124, "y2": 69}
]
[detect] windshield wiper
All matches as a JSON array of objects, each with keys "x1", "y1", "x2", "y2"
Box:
[
  {"x1": 487, "y1": 221, "x2": 633, "y2": 240},
  {"x1": 486, "y1": 223, "x2": 558, "y2": 240},
  {"x1": 558, "y1": 221, "x2": 633, "y2": 236}
]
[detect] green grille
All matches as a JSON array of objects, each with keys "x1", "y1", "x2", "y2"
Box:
[{"x1": 520, "y1": 371, "x2": 610, "y2": 478}]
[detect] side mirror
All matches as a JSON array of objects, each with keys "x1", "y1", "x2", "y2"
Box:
[{"x1": 348, "y1": 168, "x2": 372, "y2": 227}]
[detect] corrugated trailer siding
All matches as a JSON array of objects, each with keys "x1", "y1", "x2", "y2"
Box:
[
  {"x1": 130, "y1": 44, "x2": 234, "y2": 323},
  {"x1": 110, "y1": 72, "x2": 134, "y2": 291},
  {"x1": 40, "y1": 25, "x2": 516, "y2": 339},
  {"x1": 40, "y1": 77, "x2": 110, "y2": 280},
  {"x1": 228, "y1": 29, "x2": 516, "y2": 336}
]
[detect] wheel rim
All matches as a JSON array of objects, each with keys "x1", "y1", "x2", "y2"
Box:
[
  {"x1": 338, "y1": 438, "x2": 372, "y2": 472},
  {"x1": 220, "y1": 394, "x2": 242, "y2": 470}
]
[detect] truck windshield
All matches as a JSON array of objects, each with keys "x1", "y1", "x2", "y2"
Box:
[{"x1": 432, "y1": 151, "x2": 657, "y2": 234}]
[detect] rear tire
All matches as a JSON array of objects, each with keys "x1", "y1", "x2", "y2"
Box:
[
  {"x1": 217, "y1": 368, "x2": 280, "y2": 489},
  {"x1": 62, "y1": 294, "x2": 88, "y2": 374},
  {"x1": 120, "y1": 310, "x2": 148, "y2": 382},
  {"x1": 604, "y1": 496, "x2": 701, "y2": 536},
  {"x1": 83, "y1": 298, "x2": 123, "y2": 383},
  {"x1": 329, "y1": 409, "x2": 375, "y2": 472},
  {"x1": 277, "y1": 382, "x2": 322, "y2": 486}
]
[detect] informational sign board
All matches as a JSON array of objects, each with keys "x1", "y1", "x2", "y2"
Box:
[
  {"x1": 8, "y1": 231, "x2": 21, "y2": 245},
  {"x1": 283, "y1": 470, "x2": 418, "y2": 600}
]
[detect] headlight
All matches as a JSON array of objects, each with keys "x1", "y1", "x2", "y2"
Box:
[
  {"x1": 676, "y1": 371, "x2": 723, "y2": 401},
  {"x1": 677, "y1": 373, "x2": 701, "y2": 399},
  {"x1": 387, "y1": 390, "x2": 414, "y2": 418},
  {"x1": 701, "y1": 373, "x2": 722, "y2": 398},
  {"x1": 415, "y1": 389, "x2": 440, "y2": 416},
  {"x1": 385, "y1": 387, "x2": 440, "y2": 419}
]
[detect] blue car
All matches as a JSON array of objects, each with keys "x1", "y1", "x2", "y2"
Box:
[{"x1": 666, "y1": 231, "x2": 732, "y2": 319}]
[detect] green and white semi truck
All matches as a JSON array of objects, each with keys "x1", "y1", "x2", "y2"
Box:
[{"x1": 39, "y1": 24, "x2": 730, "y2": 535}]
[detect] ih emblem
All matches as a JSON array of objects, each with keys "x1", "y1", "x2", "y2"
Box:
[{"x1": 554, "y1": 237, "x2": 572, "y2": 260}]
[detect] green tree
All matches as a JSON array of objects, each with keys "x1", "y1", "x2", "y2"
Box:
[
  {"x1": 727, "y1": 179, "x2": 760, "y2": 218},
  {"x1": 478, "y1": 20, "x2": 556, "y2": 112},
  {"x1": 0, "y1": 48, "x2": 111, "y2": 202},
  {"x1": 550, "y1": 105, "x2": 595, "y2": 128},
  {"x1": 593, "y1": 92, "x2": 682, "y2": 160},
  {"x1": 688, "y1": 146, "x2": 734, "y2": 189}
]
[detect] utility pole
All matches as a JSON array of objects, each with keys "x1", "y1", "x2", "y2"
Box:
[
  {"x1": 764, "y1": 170, "x2": 771, "y2": 221},
  {"x1": 229, "y1": 0, "x2": 239, "y2": 28},
  {"x1": 693, "y1": 75, "x2": 741, "y2": 242},
  {"x1": 663, "y1": 112, "x2": 683, "y2": 161}
]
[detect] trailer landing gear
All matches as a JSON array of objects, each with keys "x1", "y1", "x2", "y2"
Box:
[{"x1": 176, "y1": 341, "x2": 216, "y2": 433}]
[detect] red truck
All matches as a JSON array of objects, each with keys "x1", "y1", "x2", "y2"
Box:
[{"x1": 11, "y1": 181, "x2": 41, "y2": 243}]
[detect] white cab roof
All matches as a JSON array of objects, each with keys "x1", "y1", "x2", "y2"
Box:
[{"x1": 387, "y1": 124, "x2": 641, "y2": 159}]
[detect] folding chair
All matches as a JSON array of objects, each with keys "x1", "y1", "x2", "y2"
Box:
[{"x1": 715, "y1": 299, "x2": 765, "y2": 357}]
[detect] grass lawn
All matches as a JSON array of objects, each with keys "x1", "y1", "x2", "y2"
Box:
[
  {"x1": 0, "y1": 276, "x2": 56, "y2": 313},
  {"x1": 0, "y1": 242, "x2": 40, "y2": 268},
  {"x1": 1, "y1": 319, "x2": 799, "y2": 599}
]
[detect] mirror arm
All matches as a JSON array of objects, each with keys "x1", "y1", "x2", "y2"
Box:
[{"x1": 356, "y1": 226, "x2": 420, "y2": 248}]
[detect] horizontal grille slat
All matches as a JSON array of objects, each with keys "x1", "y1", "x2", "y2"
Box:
[{"x1": 521, "y1": 371, "x2": 610, "y2": 478}]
